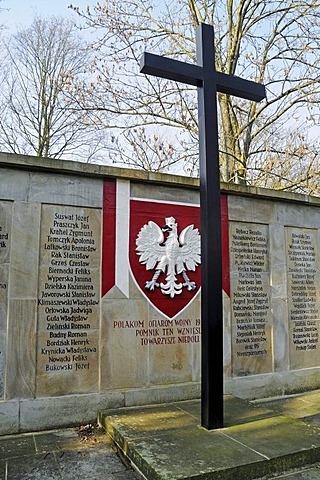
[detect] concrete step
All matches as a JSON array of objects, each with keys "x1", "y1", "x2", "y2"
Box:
[
  {"x1": 99, "y1": 394, "x2": 320, "y2": 480},
  {"x1": 268, "y1": 463, "x2": 320, "y2": 479}
]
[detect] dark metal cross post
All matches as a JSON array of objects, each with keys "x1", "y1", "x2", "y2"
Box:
[{"x1": 140, "y1": 23, "x2": 266, "y2": 430}]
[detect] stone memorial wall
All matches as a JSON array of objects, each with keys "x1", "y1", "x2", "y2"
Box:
[{"x1": 0, "y1": 153, "x2": 319, "y2": 435}]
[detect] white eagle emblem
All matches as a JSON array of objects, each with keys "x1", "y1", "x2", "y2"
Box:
[{"x1": 136, "y1": 216, "x2": 201, "y2": 298}]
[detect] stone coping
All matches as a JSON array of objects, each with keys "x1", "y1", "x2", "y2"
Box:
[{"x1": 1, "y1": 151, "x2": 320, "y2": 206}]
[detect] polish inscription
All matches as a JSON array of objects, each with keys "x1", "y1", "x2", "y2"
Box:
[
  {"x1": 37, "y1": 205, "x2": 100, "y2": 395},
  {"x1": 0, "y1": 224, "x2": 9, "y2": 254},
  {"x1": 286, "y1": 228, "x2": 319, "y2": 368},
  {"x1": 0, "y1": 201, "x2": 11, "y2": 264},
  {"x1": 112, "y1": 317, "x2": 201, "y2": 346},
  {"x1": 230, "y1": 222, "x2": 272, "y2": 376}
]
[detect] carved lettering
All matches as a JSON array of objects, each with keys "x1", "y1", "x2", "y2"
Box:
[
  {"x1": 230, "y1": 223, "x2": 272, "y2": 376},
  {"x1": 36, "y1": 206, "x2": 100, "y2": 394},
  {"x1": 287, "y1": 228, "x2": 319, "y2": 368}
]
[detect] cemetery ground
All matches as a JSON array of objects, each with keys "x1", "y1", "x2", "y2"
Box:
[{"x1": 0, "y1": 389, "x2": 319, "y2": 479}]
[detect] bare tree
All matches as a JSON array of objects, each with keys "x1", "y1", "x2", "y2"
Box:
[
  {"x1": 0, "y1": 15, "x2": 107, "y2": 161},
  {"x1": 70, "y1": 0, "x2": 320, "y2": 193}
]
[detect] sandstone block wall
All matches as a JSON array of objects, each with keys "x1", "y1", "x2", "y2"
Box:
[{"x1": 0, "y1": 153, "x2": 319, "y2": 434}]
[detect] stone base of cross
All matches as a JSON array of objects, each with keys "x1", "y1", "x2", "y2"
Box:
[{"x1": 140, "y1": 23, "x2": 266, "y2": 430}]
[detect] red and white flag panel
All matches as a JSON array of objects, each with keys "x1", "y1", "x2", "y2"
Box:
[
  {"x1": 102, "y1": 179, "x2": 230, "y2": 319},
  {"x1": 101, "y1": 179, "x2": 116, "y2": 297}
]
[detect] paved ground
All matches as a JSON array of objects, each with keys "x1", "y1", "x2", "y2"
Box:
[
  {"x1": 0, "y1": 425, "x2": 140, "y2": 480},
  {"x1": 0, "y1": 390, "x2": 319, "y2": 479},
  {"x1": 0, "y1": 427, "x2": 319, "y2": 480}
]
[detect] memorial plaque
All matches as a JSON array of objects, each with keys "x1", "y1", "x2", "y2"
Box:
[
  {"x1": 103, "y1": 299, "x2": 201, "y2": 389},
  {"x1": 36, "y1": 205, "x2": 101, "y2": 396},
  {"x1": 286, "y1": 227, "x2": 319, "y2": 369},
  {"x1": 0, "y1": 201, "x2": 11, "y2": 398},
  {"x1": 230, "y1": 222, "x2": 272, "y2": 375}
]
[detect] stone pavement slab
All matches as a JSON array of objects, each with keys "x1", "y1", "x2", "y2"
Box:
[
  {"x1": 99, "y1": 392, "x2": 320, "y2": 480},
  {"x1": 253, "y1": 391, "x2": 320, "y2": 428},
  {"x1": 0, "y1": 426, "x2": 140, "y2": 480}
]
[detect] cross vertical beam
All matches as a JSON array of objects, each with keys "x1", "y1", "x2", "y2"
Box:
[
  {"x1": 196, "y1": 24, "x2": 223, "y2": 429},
  {"x1": 140, "y1": 23, "x2": 266, "y2": 430}
]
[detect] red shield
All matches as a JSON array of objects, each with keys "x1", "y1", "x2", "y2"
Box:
[{"x1": 129, "y1": 199, "x2": 201, "y2": 319}]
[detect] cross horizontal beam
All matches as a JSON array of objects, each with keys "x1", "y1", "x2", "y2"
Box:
[
  {"x1": 140, "y1": 52, "x2": 202, "y2": 87},
  {"x1": 140, "y1": 52, "x2": 266, "y2": 102},
  {"x1": 216, "y1": 71, "x2": 265, "y2": 102}
]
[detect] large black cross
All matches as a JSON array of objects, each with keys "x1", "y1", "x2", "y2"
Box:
[{"x1": 140, "y1": 23, "x2": 266, "y2": 430}]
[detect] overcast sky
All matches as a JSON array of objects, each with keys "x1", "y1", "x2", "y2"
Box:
[{"x1": 3, "y1": 0, "x2": 92, "y2": 32}]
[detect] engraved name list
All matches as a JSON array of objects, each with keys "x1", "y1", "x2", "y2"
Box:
[
  {"x1": 287, "y1": 227, "x2": 319, "y2": 369},
  {"x1": 230, "y1": 222, "x2": 272, "y2": 376},
  {"x1": 37, "y1": 206, "x2": 101, "y2": 396}
]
